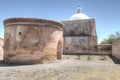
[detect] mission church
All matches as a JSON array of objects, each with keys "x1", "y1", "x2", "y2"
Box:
[
  {"x1": 62, "y1": 6, "x2": 98, "y2": 54},
  {"x1": 3, "y1": 7, "x2": 114, "y2": 64}
]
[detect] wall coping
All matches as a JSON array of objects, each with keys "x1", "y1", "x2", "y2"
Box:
[{"x1": 4, "y1": 18, "x2": 63, "y2": 29}]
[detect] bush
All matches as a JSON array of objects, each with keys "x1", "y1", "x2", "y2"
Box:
[{"x1": 101, "y1": 31, "x2": 120, "y2": 44}]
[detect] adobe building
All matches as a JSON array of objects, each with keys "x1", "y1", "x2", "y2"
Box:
[
  {"x1": 4, "y1": 18, "x2": 63, "y2": 64},
  {"x1": 62, "y1": 7, "x2": 98, "y2": 54}
]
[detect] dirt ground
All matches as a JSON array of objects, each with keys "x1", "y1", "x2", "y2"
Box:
[{"x1": 0, "y1": 55, "x2": 120, "y2": 80}]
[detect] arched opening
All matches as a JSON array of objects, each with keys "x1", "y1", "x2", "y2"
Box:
[{"x1": 57, "y1": 41, "x2": 62, "y2": 59}]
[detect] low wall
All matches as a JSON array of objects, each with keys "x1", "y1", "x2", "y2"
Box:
[
  {"x1": 64, "y1": 44, "x2": 112, "y2": 55},
  {"x1": 97, "y1": 44, "x2": 112, "y2": 54}
]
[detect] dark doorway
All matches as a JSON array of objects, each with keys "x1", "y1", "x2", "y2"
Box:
[{"x1": 57, "y1": 41, "x2": 62, "y2": 59}]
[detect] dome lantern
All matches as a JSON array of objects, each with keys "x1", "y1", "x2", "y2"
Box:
[
  {"x1": 70, "y1": 6, "x2": 89, "y2": 20},
  {"x1": 77, "y1": 6, "x2": 82, "y2": 13}
]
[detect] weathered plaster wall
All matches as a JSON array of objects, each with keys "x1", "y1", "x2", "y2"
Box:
[
  {"x1": 4, "y1": 18, "x2": 63, "y2": 64},
  {"x1": 62, "y1": 19, "x2": 97, "y2": 54},
  {"x1": 64, "y1": 37, "x2": 89, "y2": 54},
  {"x1": 112, "y1": 41, "x2": 120, "y2": 60},
  {"x1": 62, "y1": 19, "x2": 97, "y2": 37}
]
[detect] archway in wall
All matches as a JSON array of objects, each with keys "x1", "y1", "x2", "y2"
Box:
[{"x1": 57, "y1": 41, "x2": 62, "y2": 59}]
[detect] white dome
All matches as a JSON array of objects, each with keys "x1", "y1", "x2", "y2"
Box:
[
  {"x1": 69, "y1": 6, "x2": 89, "y2": 20},
  {"x1": 70, "y1": 13, "x2": 89, "y2": 20}
]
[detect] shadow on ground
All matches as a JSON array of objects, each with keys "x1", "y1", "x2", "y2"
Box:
[
  {"x1": 0, "y1": 60, "x2": 33, "y2": 67},
  {"x1": 109, "y1": 54, "x2": 120, "y2": 64}
]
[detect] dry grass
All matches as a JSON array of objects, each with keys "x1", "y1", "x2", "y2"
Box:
[
  {"x1": 1, "y1": 66, "x2": 120, "y2": 80},
  {"x1": 0, "y1": 54, "x2": 120, "y2": 80}
]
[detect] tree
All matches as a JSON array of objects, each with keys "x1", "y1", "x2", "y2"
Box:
[{"x1": 101, "y1": 31, "x2": 120, "y2": 44}]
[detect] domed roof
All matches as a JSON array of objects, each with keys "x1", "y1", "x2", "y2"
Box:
[{"x1": 70, "y1": 7, "x2": 89, "y2": 20}]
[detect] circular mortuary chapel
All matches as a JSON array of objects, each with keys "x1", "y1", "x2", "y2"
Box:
[{"x1": 4, "y1": 18, "x2": 63, "y2": 64}]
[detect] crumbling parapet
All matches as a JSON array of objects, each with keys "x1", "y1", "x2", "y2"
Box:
[{"x1": 4, "y1": 18, "x2": 63, "y2": 64}]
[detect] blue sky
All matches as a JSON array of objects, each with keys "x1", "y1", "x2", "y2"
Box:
[{"x1": 0, "y1": 0, "x2": 120, "y2": 43}]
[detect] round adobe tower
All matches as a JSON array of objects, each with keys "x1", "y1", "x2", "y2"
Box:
[{"x1": 4, "y1": 18, "x2": 63, "y2": 64}]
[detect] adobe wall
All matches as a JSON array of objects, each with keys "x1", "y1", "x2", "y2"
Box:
[
  {"x1": 0, "y1": 38, "x2": 3, "y2": 49},
  {"x1": 64, "y1": 37, "x2": 89, "y2": 54},
  {"x1": 62, "y1": 19, "x2": 97, "y2": 37},
  {"x1": 62, "y1": 19, "x2": 97, "y2": 54},
  {"x1": 0, "y1": 38, "x2": 3, "y2": 56},
  {"x1": 112, "y1": 41, "x2": 120, "y2": 60},
  {"x1": 97, "y1": 44, "x2": 112, "y2": 54},
  {"x1": 4, "y1": 18, "x2": 63, "y2": 64}
]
